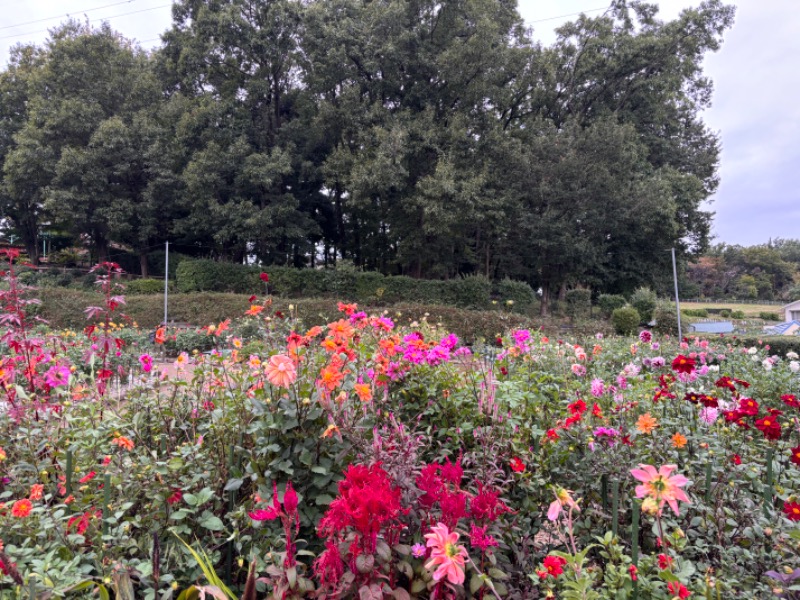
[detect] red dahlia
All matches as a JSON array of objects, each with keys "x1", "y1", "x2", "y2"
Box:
[
  {"x1": 671, "y1": 355, "x2": 696, "y2": 374},
  {"x1": 784, "y1": 501, "x2": 800, "y2": 522}
]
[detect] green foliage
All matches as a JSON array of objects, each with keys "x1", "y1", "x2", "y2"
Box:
[
  {"x1": 682, "y1": 308, "x2": 709, "y2": 318},
  {"x1": 719, "y1": 308, "x2": 732, "y2": 318},
  {"x1": 126, "y1": 279, "x2": 172, "y2": 295},
  {"x1": 731, "y1": 310, "x2": 745, "y2": 319},
  {"x1": 565, "y1": 289, "x2": 592, "y2": 321},
  {"x1": 732, "y1": 336, "x2": 800, "y2": 358},
  {"x1": 176, "y1": 260, "x2": 494, "y2": 310},
  {"x1": 493, "y1": 279, "x2": 536, "y2": 312},
  {"x1": 759, "y1": 311, "x2": 781, "y2": 321},
  {"x1": 611, "y1": 306, "x2": 640, "y2": 336},
  {"x1": 630, "y1": 287, "x2": 657, "y2": 323},
  {"x1": 654, "y1": 303, "x2": 680, "y2": 336},
  {"x1": 597, "y1": 294, "x2": 626, "y2": 318}
]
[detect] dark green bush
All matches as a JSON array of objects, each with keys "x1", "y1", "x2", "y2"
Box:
[
  {"x1": 759, "y1": 311, "x2": 781, "y2": 321},
  {"x1": 630, "y1": 287, "x2": 657, "y2": 323},
  {"x1": 565, "y1": 289, "x2": 592, "y2": 321},
  {"x1": 731, "y1": 310, "x2": 745, "y2": 319},
  {"x1": 493, "y1": 279, "x2": 536, "y2": 311},
  {"x1": 682, "y1": 308, "x2": 709, "y2": 318},
  {"x1": 126, "y1": 279, "x2": 174, "y2": 295},
  {"x1": 719, "y1": 309, "x2": 732, "y2": 318},
  {"x1": 611, "y1": 306, "x2": 641, "y2": 336},
  {"x1": 597, "y1": 294, "x2": 626, "y2": 318},
  {"x1": 653, "y1": 303, "x2": 679, "y2": 336}
]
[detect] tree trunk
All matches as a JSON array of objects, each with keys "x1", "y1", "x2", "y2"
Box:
[
  {"x1": 139, "y1": 251, "x2": 149, "y2": 277},
  {"x1": 540, "y1": 282, "x2": 550, "y2": 317},
  {"x1": 24, "y1": 240, "x2": 39, "y2": 265}
]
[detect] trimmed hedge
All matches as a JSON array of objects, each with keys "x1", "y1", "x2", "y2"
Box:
[
  {"x1": 32, "y1": 288, "x2": 540, "y2": 343},
  {"x1": 176, "y1": 259, "x2": 533, "y2": 310},
  {"x1": 126, "y1": 278, "x2": 176, "y2": 295},
  {"x1": 612, "y1": 306, "x2": 640, "y2": 336},
  {"x1": 597, "y1": 294, "x2": 626, "y2": 318}
]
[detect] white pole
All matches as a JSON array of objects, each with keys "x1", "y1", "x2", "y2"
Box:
[
  {"x1": 671, "y1": 247, "x2": 682, "y2": 340},
  {"x1": 164, "y1": 241, "x2": 169, "y2": 325}
]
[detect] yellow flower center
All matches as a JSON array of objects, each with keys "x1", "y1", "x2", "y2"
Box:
[{"x1": 444, "y1": 543, "x2": 459, "y2": 558}]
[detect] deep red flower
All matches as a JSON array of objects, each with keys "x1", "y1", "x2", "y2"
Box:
[
  {"x1": 699, "y1": 395, "x2": 719, "y2": 408},
  {"x1": 658, "y1": 553, "x2": 674, "y2": 570},
  {"x1": 730, "y1": 454, "x2": 742, "y2": 465},
  {"x1": 541, "y1": 555, "x2": 566, "y2": 578},
  {"x1": 738, "y1": 398, "x2": 759, "y2": 416},
  {"x1": 734, "y1": 378, "x2": 750, "y2": 389},
  {"x1": 715, "y1": 376, "x2": 735, "y2": 391},
  {"x1": 671, "y1": 355, "x2": 695, "y2": 374},
  {"x1": 784, "y1": 501, "x2": 800, "y2": 521},
  {"x1": 684, "y1": 392, "x2": 701, "y2": 404},
  {"x1": 782, "y1": 394, "x2": 800, "y2": 409},
  {"x1": 667, "y1": 582, "x2": 691, "y2": 599},
  {"x1": 470, "y1": 483, "x2": 511, "y2": 523},
  {"x1": 755, "y1": 415, "x2": 781, "y2": 440},
  {"x1": 260, "y1": 272, "x2": 269, "y2": 283},
  {"x1": 440, "y1": 457, "x2": 463, "y2": 484},
  {"x1": 469, "y1": 523, "x2": 499, "y2": 552},
  {"x1": 568, "y1": 399, "x2": 587, "y2": 415},
  {"x1": 248, "y1": 295, "x2": 257, "y2": 302},
  {"x1": 628, "y1": 564, "x2": 638, "y2": 581},
  {"x1": 167, "y1": 490, "x2": 183, "y2": 505},
  {"x1": 500, "y1": 366, "x2": 508, "y2": 376},
  {"x1": 510, "y1": 457, "x2": 525, "y2": 473},
  {"x1": 546, "y1": 429, "x2": 560, "y2": 441},
  {"x1": 790, "y1": 446, "x2": 800, "y2": 466}
]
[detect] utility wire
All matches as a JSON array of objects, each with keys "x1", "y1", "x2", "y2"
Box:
[
  {"x1": 0, "y1": 3, "x2": 171, "y2": 42},
  {"x1": 0, "y1": 0, "x2": 142, "y2": 31}
]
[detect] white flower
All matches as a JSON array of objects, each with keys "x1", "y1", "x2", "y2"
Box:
[
  {"x1": 787, "y1": 351, "x2": 799, "y2": 360},
  {"x1": 747, "y1": 347, "x2": 758, "y2": 355},
  {"x1": 791, "y1": 361, "x2": 800, "y2": 373},
  {"x1": 762, "y1": 358, "x2": 773, "y2": 371},
  {"x1": 708, "y1": 365, "x2": 719, "y2": 372}
]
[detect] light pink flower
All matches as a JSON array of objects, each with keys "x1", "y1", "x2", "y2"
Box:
[
  {"x1": 424, "y1": 523, "x2": 468, "y2": 585},
  {"x1": 264, "y1": 354, "x2": 297, "y2": 388},
  {"x1": 630, "y1": 464, "x2": 690, "y2": 516},
  {"x1": 547, "y1": 487, "x2": 579, "y2": 521}
]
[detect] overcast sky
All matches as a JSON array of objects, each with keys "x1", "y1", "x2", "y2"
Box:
[{"x1": 1, "y1": 1, "x2": 797, "y2": 247}]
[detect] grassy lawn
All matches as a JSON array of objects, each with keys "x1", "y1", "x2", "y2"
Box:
[{"x1": 680, "y1": 301, "x2": 783, "y2": 318}]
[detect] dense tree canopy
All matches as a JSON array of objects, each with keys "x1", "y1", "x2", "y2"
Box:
[{"x1": 0, "y1": 0, "x2": 737, "y2": 313}]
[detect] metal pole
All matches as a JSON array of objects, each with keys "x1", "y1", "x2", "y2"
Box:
[
  {"x1": 164, "y1": 241, "x2": 169, "y2": 325},
  {"x1": 671, "y1": 247, "x2": 682, "y2": 340}
]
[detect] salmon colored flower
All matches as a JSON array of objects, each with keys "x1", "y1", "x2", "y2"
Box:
[
  {"x1": 246, "y1": 304, "x2": 264, "y2": 316},
  {"x1": 424, "y1": 523, "x2": 468, "y2": 585},
  {"x1": 671, "y1": 432, "x2": 688, "y2": 449},
  {"x1": 264, "y1": 354, "x2": 297, "y2": 388},
  {"x1": 630, "y1": 464, "x2": 690, "y2": 516},
  {"x1": 155, "y1": 327, "x2": 166, "y2": 345},
  {"x1": 636, "y1": 413, "x2": 658, "y2": 434},
  {"x1": 11, "y1": 499, "x2": 32, "y2": 518},
  {"x1": 112, "y1": 436, "x2": 135, "y2": 451},
  {"x1": 0, "y1": 447, "x2": 6, "y2": 462},
  {"x1": 29, "y1": 484, "x2": 44, "y2": 501},
  {"x1": 354, "y1": 383, "x2": 372, "y2": 402},
  {"x1": 318, "y1": 365, "x2": 344, "y2": 391}
]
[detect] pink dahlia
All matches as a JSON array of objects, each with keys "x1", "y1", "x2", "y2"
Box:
[{"x1": 424, "y1": 523, "x2": 468, "y2": 585}]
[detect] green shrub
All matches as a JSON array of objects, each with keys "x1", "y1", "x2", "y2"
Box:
[
  {"x1": 597, "y1": 294, "x2": 626, "y2": 318},
  {"x1": 731, "y1": 310, "x2": 745, "y2": 319},
  {"x1": 565, "y1": 288, "x2": 592, "y2": 321},
  {"x1": 611, "y1": 306, "x2": 641, "y2": 335},
  {"x1": 126, "y1": 278, "x2": 173, "y2": 295},
  {"x1": 719, "y1": 309, "x2": 732, "y2": 318},
  {"x1": 493, "y1": 279, "x2": 536, "y2": 311},
  {"x1": 682, "y1": 308, "x2": 709, "y2": 318},
  {"x1": 653, "y1": 303, "x2": 679, "y2": 336},
  {"x1": 759, "y1": 311, "x2": 781, "y2": 321},
  {"x1": 630, "y1": 287, "x2": 657, "y2": 323}
]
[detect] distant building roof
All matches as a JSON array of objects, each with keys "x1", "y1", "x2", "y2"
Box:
[
  {"x1": 689, "y1": 321, "x2": 735, "y2": 334},
  {"x1": 783, "y1": 300, "x2": 800, "y2": 310},
  {"x1": 766, "y1": 320, "x2": 800, "y2": 336}
]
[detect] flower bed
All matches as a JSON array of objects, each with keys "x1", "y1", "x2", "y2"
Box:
[{"x1": 1, "y1": 251, "x2": 800, "y2": 598}]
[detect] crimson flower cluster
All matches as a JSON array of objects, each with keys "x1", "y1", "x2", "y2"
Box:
[
  {"x1": 314, "y1": 463, "x2": 405, "y2": 588},
  {"x1": 249, "y1": 481, "x2": 300, "y2": 568}
]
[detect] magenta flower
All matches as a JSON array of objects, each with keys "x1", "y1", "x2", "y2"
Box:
[
  {"x1": 139, "y1": 353, "x2": 153, "y2": 373},
  {"x1": 45, "y1": 365, "x2": 71, "y2": 387}
]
